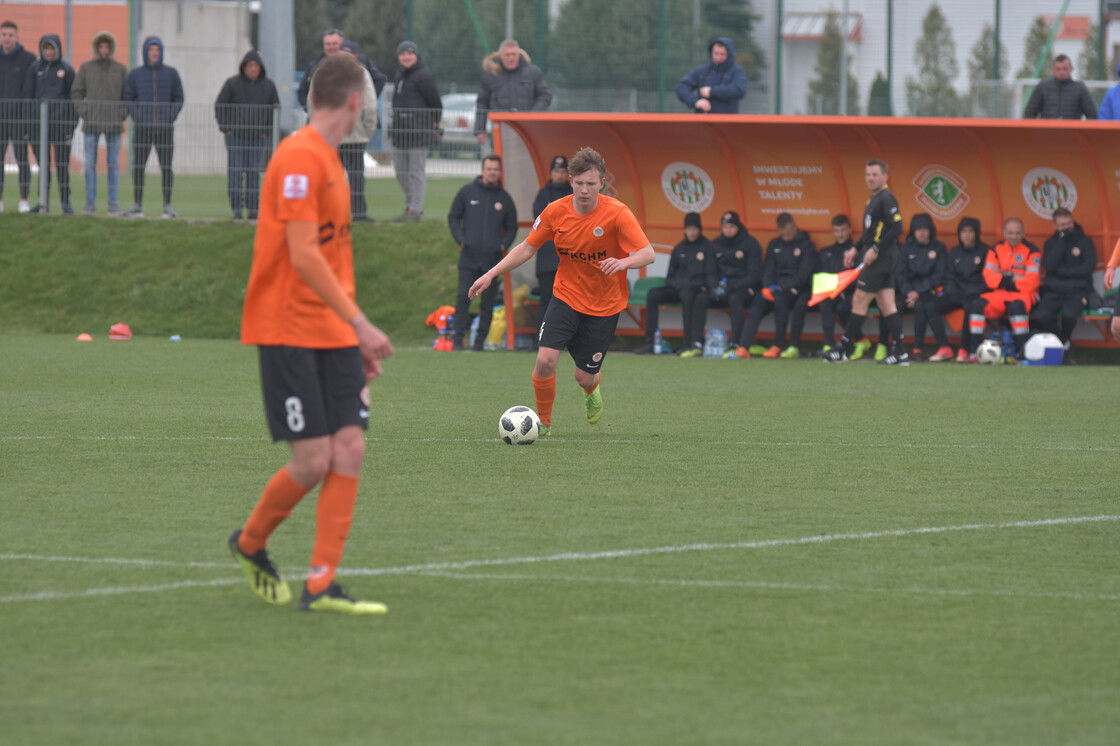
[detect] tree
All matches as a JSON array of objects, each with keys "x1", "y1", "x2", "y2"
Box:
[
  {"x1": 867, "y1": 71, "x2": 890, "y2": 116},
  {"x1": 805, "y1": 10, "x2": 859, "y2": 115},
  {"x1": 1016, "y1": 16, "x2": 1052, "y2": 79},
  {"x1": 294, "y1": 0, "x2": 330, "y2": 69},
  {"x1": 904, "y1": 4, "x2": 962, "y2": 117},
  {"x1": 967, "y1": 23, "x2": 1011, "y2": 118},
  {"x1": 549, "y1": 0, "x2": 765, "y2": 95},
  {"x1": 344, "y1": 0, "x2": 406, "y2": 75}
]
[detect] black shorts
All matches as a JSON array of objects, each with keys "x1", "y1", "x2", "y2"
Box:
[
  {"x1": 257, "y1": 345, "x2": 368, "y2": 442},
  {"x1": 538, "y1": 297, "x2": 620, "y2": 374},
  {"x1": 855, "y1": 245, "x2": 898, "y2": 293}
]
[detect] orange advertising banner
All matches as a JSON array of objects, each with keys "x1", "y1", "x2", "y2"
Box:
[{"x1": 493, "y1": 113, "x2": 1118, "y2": 265}]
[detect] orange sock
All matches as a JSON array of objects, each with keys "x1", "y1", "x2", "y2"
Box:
[
  {"x1": 532, "y1": 371, "x2": 556, "y2": 426},
  {"x1": 240, "y1": 466, "x2": 310, "y2": 555},
  {"x1": 307, "y1": 471, "x2": 360, "y2": 595},
  {"x1": 582, "y1": 371, "x2": 601, "y2": 396}
]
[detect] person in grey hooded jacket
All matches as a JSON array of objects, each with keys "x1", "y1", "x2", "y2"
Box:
[{"x1": 676, "y1": 37, "x2": 747, "y2": 114}]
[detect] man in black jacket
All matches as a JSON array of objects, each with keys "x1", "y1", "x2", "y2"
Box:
[
  {"x1": 215, "y1": 50, "x2": 279, "y2": 221},
  {"x1": 0, "y1": 20, "x2": 35, "y2": 213},
  {"x1": 448, "y1": 155, "x2": 518, "y2": 350},
  {"x1": 1036, "y1": 207, "x2": 1096, "y2": 351},
  {"x1": 736, "y1": 212, "x2": 815, "y2": 359},
  {"x1": 389, "y1": 41, "x2": 440, "y2": 223},
  {"x1": 895, "y1": 213, "x2": 947, "y2": 359},
  {"x1": 815, "y1": 214, "x2": 856, "y2": 354},
  {"x1": 297, "y1": 29, "x2": 385, "y2": 110},
  {"x1": 635, "y1": 211, "x2": 710, "y2": 355},
  {"x1": 693, "y1": 210, "x2": 761, "y2": 356},
  {"x1": 1023, "y1": 55, "x2": 1097, "y2": 120},
  {"x1": 27, "y1": 34, "x2": 77, "y2": 214},
  {"x1": 532, "y1": 155, "x2": 573, "y2": 324},
  {"x1": 930, "y1": 217, "x2": 989, "y2": 361},
  {"x1": 474, "y1": 39, "x2": 551, "y2": 148}
]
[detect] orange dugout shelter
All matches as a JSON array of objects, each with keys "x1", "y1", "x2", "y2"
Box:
[{"x1": 492, "y1": 113, "x2": 1120, "y2": 347}]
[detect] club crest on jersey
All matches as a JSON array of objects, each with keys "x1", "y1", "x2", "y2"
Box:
[
  {"x1": 494, "y1": 202, "x2": 503, "y2": 211},
  {"x1": 593, "y1": 226, "x2": 604, "y2": 237},
  {"x1": 283, "y1": 174, "x2": 309, "y2": 199},
  {"x1": 735, "y1": 250, "x2": 744, "y2": 259},
  {"x1": 793, "y1": 248, "x2": 801, "y2": 257},
  {"x1": 928, "y1": 250, "x2": 937, "y2": 260},
  {"x1": 532, "y1": 216, "x2": 541, "y2": 231},
  {"x1": 592, "y1": 352, "x2": 603, "y2": 363}
]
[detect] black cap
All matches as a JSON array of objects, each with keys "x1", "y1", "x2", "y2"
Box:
[
  {"x1": 721, "y1": 210, "x2": 743, "y2": 227},
  {"x1": 340, "y1": 40, "x2": 359, "y2": 55},
  {"x1": 549, "y1": 155, "x2": 568, "y2": 171},
  {"x1": 684, "y1": 212, "x2": 702, "y2": 229},
  {"x1": 396, "y1": 41, "x2": 418, "y2": 56}
]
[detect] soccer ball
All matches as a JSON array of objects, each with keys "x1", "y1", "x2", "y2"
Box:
[
  {"x1": 498, "y1": 406, "x2": 541, "y2": 445},
  {"x1": 976, "y1": 339, "x2": 1003, "y2": 365}
]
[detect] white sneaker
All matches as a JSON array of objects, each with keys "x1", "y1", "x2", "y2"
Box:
[
  {"x1": 18, "y1": 199, "x2": 30, "y2": 214},
  {"x1": 162, "y1": 204, "x2": 178, "y2": 219}
]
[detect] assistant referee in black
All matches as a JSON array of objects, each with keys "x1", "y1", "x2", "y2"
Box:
[{"x1": 824, "y1": 158, "x2": 908, "y2": 365}]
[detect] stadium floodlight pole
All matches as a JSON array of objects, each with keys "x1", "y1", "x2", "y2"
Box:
[
  {"x1": 657, "y1": 0, "x2": 667, "y2": 112},
  {"x1": 406, "y1": 0, "x2": 413, "y2": 41},
  {"x1": 993, "y1": 0, "x2": 1001, "y2": 81},
  {"x1": 506, "y1": 0, "x2": 513, "y2": 42},
  {"x1": 461, "y1": 0, "x2": 490, "y2": 56},
  {"x1": 775, "y1": 0, "x2": 783, "y2": 114},
  {"x1": 1098, "y1": 0, "x2": 1106, "y2": 80},
  {"x1": 65, "y1": 0, "x2": 72, "y2": 62},
  {"x1": 886, "y1": 0, "x2": 893, "y2": 115},
  {"x1": 839, "y1": 0, "x2": 849, "y2": 115}
]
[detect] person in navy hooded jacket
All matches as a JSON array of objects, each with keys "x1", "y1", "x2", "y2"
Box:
[
  {"x1": 675, "y1": 37, "x2": 747, "y2": 114},
  {"x1": 27, "y1": 34, "x2": 78, "y2": 214},
  {"x1": 123, "y1": 36, "x2": 183, "y2": 218}
]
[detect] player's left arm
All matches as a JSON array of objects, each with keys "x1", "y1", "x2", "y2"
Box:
[{"x1": 600, "y1": 244, "x2": 655, "y2": 276}]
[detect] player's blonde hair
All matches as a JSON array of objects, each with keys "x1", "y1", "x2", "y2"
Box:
[{"x1": 568, "y1": 147, "x2": 606, "y2": 180}]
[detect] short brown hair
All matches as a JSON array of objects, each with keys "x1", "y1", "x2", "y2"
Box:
[
  {"x1": 831, "y1": 214, "x2": 850, "y2": 227},
  {"x1": 1051, "y1": 207, "x2": 1073, "y2": 220},
  {"x1": 866, "y1": 158, "x2": 888, "y2": 173},
  {"x1": 309, "y1": 55, "x2": 365, "y2": 109},
  {"x1": 776, "y1": 212, "x2": 795, "y2": 229},
  {"x1": 568, "y1": 147, "x2": 606, "y2": 179},
  {"x1": 1, "y1": 20, "x2": 17, "y2": 32},
  {"x1": 482, "y1": 154, "x2": 502, "y2": 169}
]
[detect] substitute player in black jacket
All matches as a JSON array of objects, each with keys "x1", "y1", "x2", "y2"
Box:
[
  {"x1": 895, "y1": 213, "x2": 947, "y2": 358},
  {"x1": 691, "y1": 210, "x2": 761, "y2": 354},
  {"x1": 448, "y1": 155, "x2": 518, "y2": 350},
  {"x1": 815, "y1": 214, "x2": 857, "y2": 352},
  {"x1": 824, "y1": 159, "x2": 907, "y2": 364},
  {"x1": 1036, "y1": 207, "x2": 1096, "y2": 350},
  {"x1": 637, "y1": 211, "x2": 710, "y2": 355},
  {"x1": 736, "y1": 212, "x2": 815, "y2": 358},
  {"x1": 531, "y1": 155, "x2": 573, "y2": 324},
  {"x1": 930, "y1": 216, "x2": 989, "y2": 361}
]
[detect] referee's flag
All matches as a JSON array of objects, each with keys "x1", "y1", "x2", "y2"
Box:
[{"x1": 808, "y1": 264, "x2": 863, "y2": 307}]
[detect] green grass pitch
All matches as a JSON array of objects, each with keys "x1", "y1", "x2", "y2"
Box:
[{"x1": 2, "y1": 334, "x2": 1118, "y2": 745}]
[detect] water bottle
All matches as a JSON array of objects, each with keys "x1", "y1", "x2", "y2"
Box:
[
  {"x1": 653, "y1": 328, "x2": 663, "y2": 355},
  {"x1": 703, "y1": 331, "x2": 717, "y2": 358},
  {"x1": 714, "y1": 329, "x2": 728, "y2": 357},
  {"x1": 715, "y1": 278, "x2": 727, "y2": 300}
]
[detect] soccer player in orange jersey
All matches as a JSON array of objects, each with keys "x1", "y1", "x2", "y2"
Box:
[
  {"x1": 469, "y1": 147, "x2": 655, "y2": 434},
  {"x1": 230, "y1": 55, "x2": 394, "y2": 615}
]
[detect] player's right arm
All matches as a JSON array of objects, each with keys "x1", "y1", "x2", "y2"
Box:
[
  {"x1": 287, "y1": 221, "x2": 393, "y2": 380},
  {"x1": 468, "y1": 239, "x2": 540, "y2": 299}
]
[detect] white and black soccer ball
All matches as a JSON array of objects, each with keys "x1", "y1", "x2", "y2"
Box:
[
  {"x1": 498, "y1": 406, "x2": 541, "y2": 445},
  {"x1": 976, "y1": 339, "x2": 1003, "y2": 365}
]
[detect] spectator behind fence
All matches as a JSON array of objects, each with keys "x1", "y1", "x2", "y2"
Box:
[
  {"x1": 895, "y1": 213, "x2": 947, "y2": 360},
  {"x1": 72, "y1": 30, "x2": 127, "y2": 216},
  {"x1": 675, "y1": 37, "x2": 747, "y2": 114},
  {"x1": 309, "y1": 40, "x2": 377, "y2": 223},
  {"x1": 964, "y1": 218, "x2": 1040, "y2": 363},
  {"x1": 1098, "y1": 61, "x2": 1120, "y2": 120},
  {"x1": 0, "y1": 19, "x2": 35, "y2": 213},
  {"x1": 531, "y1": 155, "x2": 573, "y2": 325},
  {"x1": 297, "y1": 28, "x2": 385, "y2": 111},
  {"x1": 815, "y1": 214, "x2": 857, "y2": 354},
  {"x1": 27, "y1": 34, "x2": 77, "y2": 214},
  {"x1": 735, "y1": 212, "x2": 815, "y2": 359},
  {"x1": 1037, "y1": 207, "x2": 1096, "y2": 355},
  {"x1": 693, "y1": 210, "x2": 761, "y2": 356},
  {"x1": 448, "y1": 155, "x2": 518, "y2": 351},
  {"x1": 123, "y1": 36, "x2": 183, "y2": 219},
  {"x1": 215, "y1": 49, "x2": 279, "y2": 222},
  {"x1": 1023, "y1": 55, "x2": 1097, "y2": 120},
  {"x1": 388, "y1": 40, "x2": 440, "y2": 223},
  {"x1": 475, "y1": 39, "x2": 551, "y2": 146}
]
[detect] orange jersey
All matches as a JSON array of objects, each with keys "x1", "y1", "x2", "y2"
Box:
[
  {"x1": 528, "y1": 194, "x2": 650, "y2": 316},
  {"x1": 982, "y1": 241, "x2": 1041, "y2": 298},
  {"x1": 241, "y1": 126, "x2": 357, "y2": 349}
]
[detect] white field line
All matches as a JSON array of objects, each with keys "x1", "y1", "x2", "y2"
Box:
[
  {"x1": 3, "y1": 433, "x2": 1118, "y2": 452},
  {"x1": 1, "y1": 514, "x2": 1117, "y2": 604}
]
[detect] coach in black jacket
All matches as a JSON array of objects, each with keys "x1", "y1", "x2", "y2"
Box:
[
  {"x1": 448, "y1": 155, "x2": 518, "y2": 350},
  {"x1": 0, "y1": 20, "x2": 35, "y2": 211},
  {"x1": 1037, "y1": 208, "x2": 1096, "y2": 347},
  {"x1": 1023, "y1": 55, "x2": 1097, "y2": 120}
]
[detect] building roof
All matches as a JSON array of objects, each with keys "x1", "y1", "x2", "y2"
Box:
[{"x1": 781, "y1": 12, "x2": 862, "y2": 43}]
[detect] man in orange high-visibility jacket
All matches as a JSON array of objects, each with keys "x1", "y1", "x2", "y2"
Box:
[{"x1": 964, "y1": 217, "x2": 1041, "y2": 362}]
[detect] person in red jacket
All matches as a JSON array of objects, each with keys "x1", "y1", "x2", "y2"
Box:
[{"x1": 964, "y1": 217, "x2": 1041, "y2": 361}]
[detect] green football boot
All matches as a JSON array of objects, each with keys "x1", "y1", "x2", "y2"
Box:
[
  {"x1": 585, "y1": 385, "x2": 603, "y2": 424},
  {"x1": 299, "y1": 582, "x2": 387, "y2": 615},
  {"x1": 228, "y1": 529, "x2": 291, "y2": 606}
]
